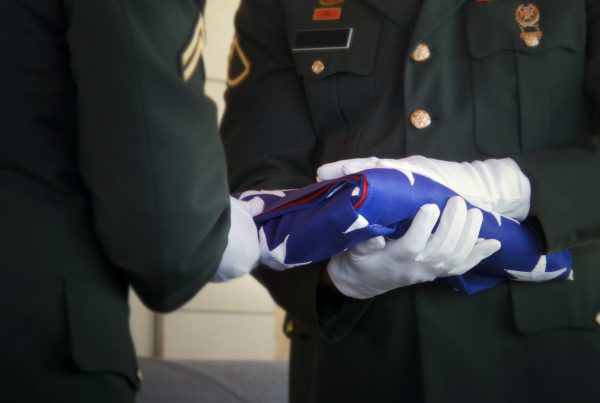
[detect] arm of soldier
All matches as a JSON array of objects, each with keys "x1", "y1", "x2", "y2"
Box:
[
  {"x1": 513, "y1": 1, "x2": 600, "y2": 252},
  {"x1": 222, "y1": 0, "x2": 372, "y2": 339},
  {"x1": 65, "y1": 0, "x2": 230, "y2": 312}
]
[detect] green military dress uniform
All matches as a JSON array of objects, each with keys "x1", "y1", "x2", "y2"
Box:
[
  {"x1": 0, "y1": 0, "x2": 230, "y2": 402},
  {"x1": 222, "y1": 0, "x2": 600, "y2": 402}
]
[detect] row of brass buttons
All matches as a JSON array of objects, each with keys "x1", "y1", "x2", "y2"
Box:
[
  {"x1": 410, "y1": 43, "x2": 432, "y2": 129},
  {"x1": 309, "y1": 43, "x2": 432, "y2": 130}
]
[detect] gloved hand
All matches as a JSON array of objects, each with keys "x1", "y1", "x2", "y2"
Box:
[
  {"x1": 212, "y1": 197, "x2": 262, "y2": 282},
  {"x1": 326, "y1": 196, "x2": 502, "y2": 299},
  {"x1": 236, "y1": 189, "x2": 297, "y2": 271},
  {"x1": 317, "y1": 155, "x2": 531, "y2": 221}
]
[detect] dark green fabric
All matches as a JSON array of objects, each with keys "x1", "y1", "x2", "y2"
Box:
[
  {"x1": 222, "y1": 0, "x2": 600, "y2": 402},
  {"x1": 65, "y1": 0, "x2": 231, "y2": 310},
  {"x1": 0, "y1": 0, "x2": 229, "y2": 401}
]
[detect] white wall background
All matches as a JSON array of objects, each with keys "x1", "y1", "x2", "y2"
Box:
[{"x1": 129, "y1": 0, "x2": 289, "y2": 361}]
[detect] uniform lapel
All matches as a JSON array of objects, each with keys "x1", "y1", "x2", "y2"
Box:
[
  {"x1": 363, "y1": 0, "x2": 421, "y2": 32},
  {"x1": 409, "y1": 0, "x2": 468, "y2": 48}
]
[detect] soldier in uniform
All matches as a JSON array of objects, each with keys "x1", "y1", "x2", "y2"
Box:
[
  {"x1": 0, "y1": 0, "x2": 261, "y2": 402},
  {"x1": 222, "y1": 0, "x2": 600, "y2": 402}
]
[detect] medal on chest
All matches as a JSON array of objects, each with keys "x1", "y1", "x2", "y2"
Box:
[{"x1": 515, "y1": 3, "x2": 543, "y2": 48}]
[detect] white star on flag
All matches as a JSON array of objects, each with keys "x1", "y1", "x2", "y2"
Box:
[
  {"x1": 491, "y1": 212, "x2": 502, "y2": 226},
  {"x1": 505, "y1": 255, "x2": 567, "y2": 282},
  {"x1": 343, "y1": 214, "x2": 369, "y2": 234},
  {"x1": 258, "y1": 227, "x2": 312, "y2": 271}
]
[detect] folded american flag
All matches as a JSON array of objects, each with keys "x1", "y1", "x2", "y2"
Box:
[{"x1": 241, "y1": 169, "x2": 572, "y2": 294}]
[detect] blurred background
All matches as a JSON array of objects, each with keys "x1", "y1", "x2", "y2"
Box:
[{"x1": 129, "y1": 0, "x2": 289, "y2": 363}]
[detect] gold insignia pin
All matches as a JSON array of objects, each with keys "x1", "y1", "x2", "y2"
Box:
[{"x1": 515, "y1": 4, "x2": 543, "y2": 48}]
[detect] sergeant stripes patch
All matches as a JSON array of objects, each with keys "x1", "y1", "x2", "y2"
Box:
[{"x1": 181, "y1": 13, "x2": 205, "y2": 82}]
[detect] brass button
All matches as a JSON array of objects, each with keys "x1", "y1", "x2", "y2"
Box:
[
  {"x1": 311, "y1": 59, "x2": 325, "y2": 75},
  {"x1": 285, "y1": 320, "x2": 295, "y2": 334},
  {"x1": 595, "y1": 312, "x2": 600, "y2": 326},
  {"x1": 410, "y1": 109, "x2": 432, "y2": 130},
  {"x1": 136, "y1": 368, "x2": 144, "y2": 382},
  {"x1": 411, "y1": 43, "x2": 431, "y2": 62}
]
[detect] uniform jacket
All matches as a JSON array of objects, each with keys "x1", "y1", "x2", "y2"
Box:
[
  {"x1": 222, "y1": 0, "x2": 600, "y2": 402},
  {"x1": 0, "y1": 0, "x2": 229, "y2": 401}
]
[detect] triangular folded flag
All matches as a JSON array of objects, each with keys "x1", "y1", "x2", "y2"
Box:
[{"x1": 243, "y1": 169, "x2": 571, "y2": 294}]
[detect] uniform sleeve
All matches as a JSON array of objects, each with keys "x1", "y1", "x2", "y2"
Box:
[
  {"x1": 65, "y1": 0, "x2": 230, "y2": 312},
  {"x1": 221, "y1": 0, "x2": 371, "y2": 340},
  {"x1": 514, "y1": 1, "x2": 600, "y2": 252},
  {"x1": 221, "y1": 0, "x2": 317, "y2": 190}
]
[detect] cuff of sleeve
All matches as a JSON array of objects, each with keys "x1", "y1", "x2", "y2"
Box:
[
  {"x1": 252, "y1": 264, "x2": 371, "y2": 343},
  {"x1": 316, "y1": 286, "x2": 372, "y2": 343},
  {"x1": 513, "y1": 146, "x2": 600, "y2": 251}
]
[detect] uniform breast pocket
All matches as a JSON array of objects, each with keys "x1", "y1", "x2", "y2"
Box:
[
  {"x1": 466, "y1": 0, "x2": 586, "y2": 156},
  {"x1": 291, "y1": 22, "x2": 380, "y2": 160}
]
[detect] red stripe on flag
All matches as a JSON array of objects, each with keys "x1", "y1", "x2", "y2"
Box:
[
  {"x1": 257, "y1": 174, "x2": 365, "y2": 218},
  {"x1": 353, "y1": 177, "x2": 369, "y2": 210}
]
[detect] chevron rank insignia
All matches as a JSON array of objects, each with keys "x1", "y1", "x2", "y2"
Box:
[
  {"x1": 180, "y1": 13, "x2": 205, "y2": 81},
  {"x1": 227, "y1": 35, "x2": 251, "y2": 87}
]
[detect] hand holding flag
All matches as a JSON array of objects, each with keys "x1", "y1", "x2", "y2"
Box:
[{"x1": 243, "y1": 168, "x2": 571, "y2": 294}]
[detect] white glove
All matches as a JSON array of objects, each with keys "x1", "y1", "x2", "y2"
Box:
[
  {"x1": 327, "y1": 196, "x2": 502, "y2": 299},
  {"x1": 317, "y1": 155, "x2": 531, "y2": 221},
  {"x1": 212, "y1": 197, "x2": 262, "y2": 282},
  {"x1": 237, "y1": 189, "x2": 302, "y2": 271}
]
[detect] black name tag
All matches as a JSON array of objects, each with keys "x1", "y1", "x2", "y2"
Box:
[{"x1": 293, "y1": 28, "x2": 353, "y2": 51}]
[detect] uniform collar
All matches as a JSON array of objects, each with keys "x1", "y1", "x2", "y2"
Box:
[
  {"x1": 363, "y1": 0, "x2": 421, "y2": 31},
  {"x1": 364, "y1": 0, "x2": 469, "y2": 43},
  {"x1": 409, "y1": 0, "x2": 469, "y2": 48}
]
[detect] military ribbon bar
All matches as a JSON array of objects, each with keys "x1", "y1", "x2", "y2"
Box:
[{"x1": 313, "y1": 8, "x2": 342, "y2": 21}]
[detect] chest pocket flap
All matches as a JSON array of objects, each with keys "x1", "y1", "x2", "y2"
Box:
[
  {"x1": 466, "y1": 0, "x2": 585, "y2": 59},
  {"x1": 289, "y1": 20, "x2": 380, "y2": 79}
]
